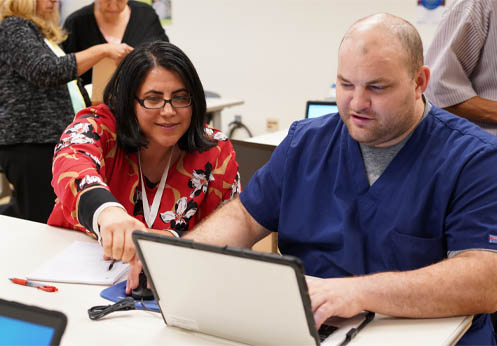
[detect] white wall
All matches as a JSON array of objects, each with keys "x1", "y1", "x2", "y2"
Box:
[
  {"x1": 167, "y1": 0, "x2": 452, "y2": 136},
  {"x1": 64, "y1": 0, "x2": 452, "y2": 136}
]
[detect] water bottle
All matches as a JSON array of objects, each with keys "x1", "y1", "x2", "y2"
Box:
[{"x1": 328, "y1": 83, "x2": 336, "y2": 101}]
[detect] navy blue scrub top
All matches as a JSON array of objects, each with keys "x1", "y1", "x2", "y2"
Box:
[{"x1": 240, "y1": 106, "x2": 497, "y2": 345}]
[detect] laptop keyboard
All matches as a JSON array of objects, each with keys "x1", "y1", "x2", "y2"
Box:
[{"x1": 318, "y1": 324, "x2": 339, "y2": 342}]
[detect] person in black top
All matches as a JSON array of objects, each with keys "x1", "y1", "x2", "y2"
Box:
[
  {"x1": 63, "y1": 0, "x2": 169, "y2": 86},
  {"x1": 0, "y1": 0, "x2": 132, "y2": 223}
]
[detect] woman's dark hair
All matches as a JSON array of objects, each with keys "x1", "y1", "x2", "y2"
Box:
[{"x1": 103, "y1": 41, "x2": 216, "y2": 153}]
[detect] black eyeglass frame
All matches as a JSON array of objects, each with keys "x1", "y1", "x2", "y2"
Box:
[{"x1": 135, "y1": 95, "x2": 193, "y2": 109}]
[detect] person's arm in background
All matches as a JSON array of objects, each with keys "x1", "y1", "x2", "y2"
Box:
[
  {"x1": 424, "y1": 1, "x2": 497, "y2": 123},
  {"x1": 0, "y1": 17, "x2": 77, "y2": 87},
  {"x1": 0, "y1": 17, "x2": 131, "y2": 88},
  {"x1": 445, "y1": 96, "x2": 497, "y2": 124},
  {"x1": 62, "y1": 11, "x2": 133, "y2": 77},
  {"x1": 73, "y1": 42, "x2": 132, "y2": 76}
]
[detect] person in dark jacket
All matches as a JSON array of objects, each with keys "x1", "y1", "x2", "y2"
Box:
[
  {"x1": 0, "y1": 0, "x2": 133, "y2": 223},
  {"x1": 63, "y1": 0, "x2": 169, "y2": 86}
]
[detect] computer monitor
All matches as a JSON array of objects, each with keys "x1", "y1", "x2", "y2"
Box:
[{"x1": 305, "y1": 100, "x2": 338, "y2": 119}]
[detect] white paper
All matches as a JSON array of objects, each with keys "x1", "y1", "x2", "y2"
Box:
[{"x1": 27, "y1": 241, "x2": 129, "y2": 285}]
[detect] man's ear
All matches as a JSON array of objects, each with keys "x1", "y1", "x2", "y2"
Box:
[{"x1": 414, "y1": 65, "x2": 430, "y2": 99}]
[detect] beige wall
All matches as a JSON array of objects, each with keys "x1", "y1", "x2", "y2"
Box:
[{"x1": 63, "y1": 0, "x2": 452, "y2": 136}]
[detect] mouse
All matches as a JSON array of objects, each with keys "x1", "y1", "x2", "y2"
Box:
[{"x1": 131, "y1": 271, "x2": 154, "y2": 300}]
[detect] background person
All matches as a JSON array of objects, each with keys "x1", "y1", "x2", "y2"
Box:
[
  {"x1": 130, "y1": 14, "x2": 497, "y2": 345},
  {"x1": 425, "y1": 0, "x2": 497, "y2": 136},
  {"x1": 48, "y1": 41, "x2": 240, "y2": 267},
  {"x1": 0, "y1": 0, "x2": 133, "y2": 223},
  {"x1": 62, "y1": 0, "x2": 169, "y2": 86}
]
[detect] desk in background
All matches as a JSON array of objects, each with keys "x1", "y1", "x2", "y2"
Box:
[
  {"x1": 0, "y1": 215, "x2": 472, "y2": 345},
  {"x1": 206, "y1": 97, "x2": 244, "y2": 131}
]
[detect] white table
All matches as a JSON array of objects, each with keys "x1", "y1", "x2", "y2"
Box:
[
  {"x1": 0, "y1": 216, "x2": 238, "y2": 345},
  {"x1": 0, "y1": 215, "x2": 471, "y2": 345},
  {"x1": 206, "y1": 97, "x2": 244, "y2": 130},
  {"x1": 242, "y1": 128, "x2": 288, "y2": 147}
]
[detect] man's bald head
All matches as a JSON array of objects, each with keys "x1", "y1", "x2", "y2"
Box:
[{"x1": 341, "y1": 13, "x2": 424, "y2": 77}]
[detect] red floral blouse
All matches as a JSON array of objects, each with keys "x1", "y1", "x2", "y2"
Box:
[{"x1": 47, "y1": 104, "x2": 241, "y2": 239}]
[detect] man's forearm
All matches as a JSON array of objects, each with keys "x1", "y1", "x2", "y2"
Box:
[
  {"x1": 358, "y1": 251, "x2": 497, "y2": 317},
  {"x1": 184, "y1": 198, "x2": 270, "y2": 248},
  {"x1": 445, "y1": 96, "x2": 497, "y2": 124}
]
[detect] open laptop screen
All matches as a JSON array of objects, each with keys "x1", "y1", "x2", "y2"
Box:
[
  {"x1": 0, "y1": 299, "x2": 67, "y2": 346},
  {"x1": 305, "y1": 101, "x2": 338, "y2": 119}
]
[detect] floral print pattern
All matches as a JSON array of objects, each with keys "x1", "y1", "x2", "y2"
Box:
[
  {"x1": 160, "y1": 197, "x2": 198, "y2": 232},
  {"x1": 55, "y1": 122, "x2": 100, "y2": 153},
  {"x1": 188, "y1": 162, "x2": 214, "y2": 198},
  {"x1": 205, "y1": 128, "x2": 228, "y2": 141},
  {"x1": 49, "y1": 105, "x2": 241, "y2": 236}
]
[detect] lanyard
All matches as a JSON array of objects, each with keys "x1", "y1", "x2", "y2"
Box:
[{"x1": 138, "y1": 147, "x2": 175, "y2": 228}]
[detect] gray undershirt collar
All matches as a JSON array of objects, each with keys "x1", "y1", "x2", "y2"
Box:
[{"x1": 359, "y1": 99, "x2": 431, "y2": 185}]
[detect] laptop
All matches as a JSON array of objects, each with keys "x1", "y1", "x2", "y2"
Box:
[
  {"x1": 132, "y1": 231, "x2": 373, "y2": 345},
  {"x1": 305, "y1": 100, "x2": 339, "y2": 119},
  {"x1": 0, "y1": 298, "x2": 67, "y2": 346}
]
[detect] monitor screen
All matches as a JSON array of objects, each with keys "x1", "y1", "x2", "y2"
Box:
[
  {"x1": 0, "y1": 316, "x2": 55, "y2": 345},
  {"x1": 305, "y1": 101, "x2": 338, "y2": 119},
  {"x1": 0, "y1": 299, "x2": 67, "y2": 346}
]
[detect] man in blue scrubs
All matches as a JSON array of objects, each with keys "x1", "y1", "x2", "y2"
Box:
[{"x1": 131, "y1": 13, "x2": 497, "y2": 344}]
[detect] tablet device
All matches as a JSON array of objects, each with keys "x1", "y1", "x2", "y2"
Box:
[{"x1": 0, "y1": 298, "x2": 67, "y2": 346}]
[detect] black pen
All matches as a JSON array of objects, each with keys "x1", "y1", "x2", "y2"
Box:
[
  {"x1": 108, "y1": 259, "x2": 116, "y2": 271},
  {"x1": 338, "y1": 311, "x2": 375, "y2": 346}
]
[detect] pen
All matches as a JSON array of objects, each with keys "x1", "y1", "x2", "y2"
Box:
[
  {"x1": 338, "y1": 311, "x2": 375, "y2": 346},
  {"x1": 9, "y1": 278, "x2": 58, "y2": 293},
  {"x1": 108, "y1": 259, "x2": 116, "y2": 271}
]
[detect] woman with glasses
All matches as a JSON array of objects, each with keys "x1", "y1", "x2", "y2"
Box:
[
  {"x1": 0, "y1": 0, "x2": 133, "y2": 223},
  {"x1": 62, "y1": 0, "x2": 169, "y2": 86},
  {"x1": 48, "y1": 41, "x2": 240, "y2": 266}
]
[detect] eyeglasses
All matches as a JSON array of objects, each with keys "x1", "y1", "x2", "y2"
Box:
[
  {"x1": 135, "y1": 95, "x2": 192, "y2": 109},
  {"x1": 99, "y1": 0, "x2": 127, "y2": 3}
]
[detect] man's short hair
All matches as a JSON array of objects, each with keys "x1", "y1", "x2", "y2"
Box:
[{"x1": 343, "y1": 13, "x2": 424, "y2": 77}]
